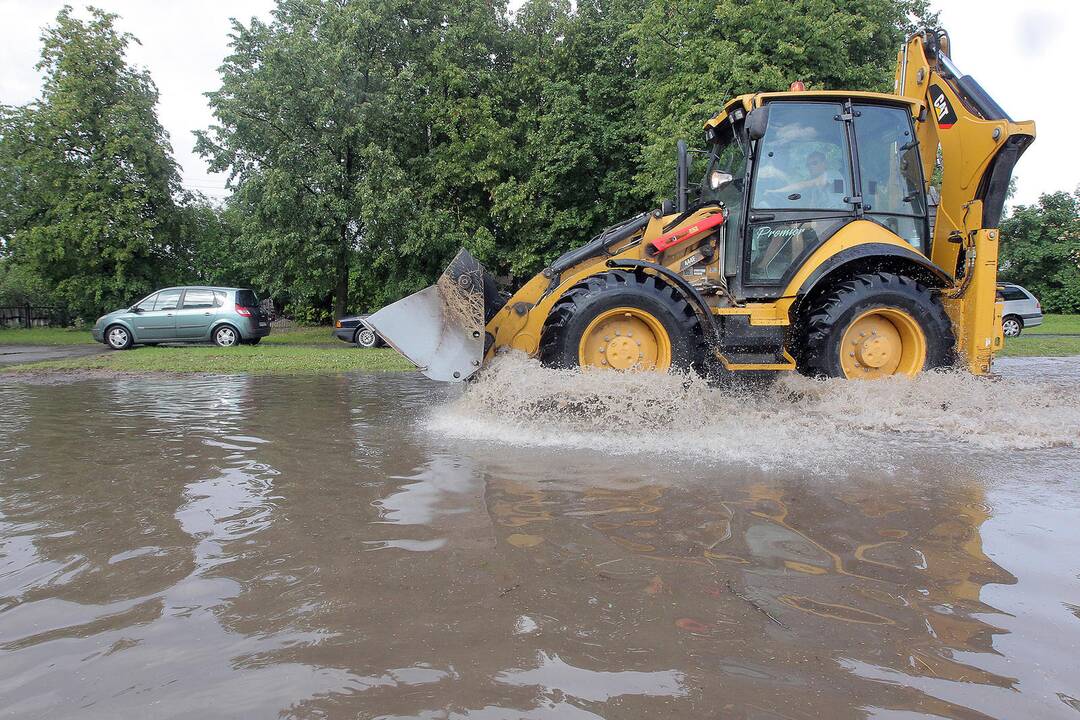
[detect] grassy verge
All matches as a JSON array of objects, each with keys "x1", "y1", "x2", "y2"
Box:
[
  {"x1": 3, "y1": 345, "x2": 415, "y2": 375},
  {"x1": 0, "y1": 327, "x2": 93, "y2": 345},
  {"x1": 3, "y1": 317, "x2": 1075, "y2": 372},
  {"x1": 261, "y1": 325, "x2": 343, "y2": 344},
  {"x1": 0, "y1": 324, "x2": 339, "y2": 346},
  {"x1": 1025, "y1": 314, "x2": 1080, "y2": 335},
  {"x1": 998, "y1": 335, "x2": 1080, "y2": 358}
]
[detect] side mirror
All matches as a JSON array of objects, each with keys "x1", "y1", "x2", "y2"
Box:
[
  {"x1": 709, "y1": 170, "x2": 734, "y2": 191},
  {"x1": 130, "y1": 306, "x2": 143, "y2": 314},
  {"x1": 746, "y1": 107, "x2": 769, "y2": 141}
]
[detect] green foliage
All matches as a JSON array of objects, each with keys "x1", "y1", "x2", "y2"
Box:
[
  {"x1": 6, "y1": 1, "x2": 941, "y2": 320},
  {"x1": 0, "y1": 258, "x2": 56, "y2": 306},
  {"x1": 1000, "y1": 190, "x2": 1080, "y2": 314},
  {"x1": 196, "y1": 0, "x2": 441, "y2": 318},
  {"x1": 0, "y1": 7, "x2": 186, "y2": 319},
  {"x1": 630, "y1": 0, "x2": 932, "y2": 198}
]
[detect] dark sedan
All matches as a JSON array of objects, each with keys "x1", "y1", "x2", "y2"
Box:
[{"x1": 333, "y1": 315, "x2": 386, "y2": 348}]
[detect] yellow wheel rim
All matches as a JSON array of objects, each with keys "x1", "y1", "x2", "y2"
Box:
[
  {"x1": 578, "y1": 306, "x2": 672, "y2": 371},
  {"x1": 839, "y1": 308, "x2": 927, "y2": 379}
]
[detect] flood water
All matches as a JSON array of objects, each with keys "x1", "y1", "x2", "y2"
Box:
[{"x1": 1, "y1": 357, "x2": 1079, "y2": 719}]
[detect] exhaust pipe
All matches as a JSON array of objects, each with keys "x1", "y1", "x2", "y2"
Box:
[{"x1": 365, "y1": 248, "x2": 494, "y2": 382}]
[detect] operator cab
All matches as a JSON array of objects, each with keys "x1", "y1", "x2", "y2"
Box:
[{"x1": 693, "y1": 92, "x2": 930, "y2": 301}]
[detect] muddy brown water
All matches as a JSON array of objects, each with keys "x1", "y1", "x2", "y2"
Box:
[{"x1": 1, "y1": 357, "x2": 1079, "y2": 719}]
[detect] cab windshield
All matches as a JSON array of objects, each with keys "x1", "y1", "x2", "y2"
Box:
[{"x1": 700, "y1": 121, "x2": 747, "y2": 208}]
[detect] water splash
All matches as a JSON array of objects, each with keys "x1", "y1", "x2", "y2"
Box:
[{"x1": 426, "y1": 353, "x2": 1080, "y2": 471}]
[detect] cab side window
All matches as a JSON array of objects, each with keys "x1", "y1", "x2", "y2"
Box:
[
  {"x1": 746, "y1": 102, "x2": 853, "y2": 284},
  {"x1": 751, "y1": 102, "x2": 852, "y2": 212},
  {"x1": 852, "y1": 105, "x2": 928, "y2": 251}
]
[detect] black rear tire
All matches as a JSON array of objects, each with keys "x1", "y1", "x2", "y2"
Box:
[
  {"x1": 801, "y1": 272, "x2": 954, "y2": 378},
  {"x1": 539, "y1": 270, "x2": 704, "y2": 372}
]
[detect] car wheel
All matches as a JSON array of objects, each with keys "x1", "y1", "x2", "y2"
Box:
[
  {"x1": 213, "y1": 325, "x2": 240, "y2": 347},
  {"x1": 355, "y1": 326, "x2": 379, "y2": 348},
  {"x1": 244, "y1": 337, "x2": 262, "y2": 346},
  {"x1": 105, "y1": 325, "x2": 133, "y2": 350},
  {"x1": 1002, "y1": 316, "x2": 1023, "y2": 337}
]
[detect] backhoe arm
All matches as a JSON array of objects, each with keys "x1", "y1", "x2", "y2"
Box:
[{"x1": 894, "y1": 29, "x2": 1035, "y2": 372}]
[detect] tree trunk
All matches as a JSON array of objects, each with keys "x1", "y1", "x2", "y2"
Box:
[{"x1": 334, "y1": 226, "x2": 349, "y2": 320}]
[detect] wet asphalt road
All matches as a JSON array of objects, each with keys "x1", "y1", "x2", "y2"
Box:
[{"x1": 0, "y1": 344, "x2": 106, "y2": 366}]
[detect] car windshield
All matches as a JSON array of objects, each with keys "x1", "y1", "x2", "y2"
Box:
[{"x1": 236, "y1": 290, "x2": 259, "y2": 307}]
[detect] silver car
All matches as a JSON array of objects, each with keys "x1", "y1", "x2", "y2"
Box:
[
  {"x1": 998, "y1": 283, "x2": 1043, "y2": 337},
  {"x1": 91, "y1": 287, "x2": 271, "y2": 349}
]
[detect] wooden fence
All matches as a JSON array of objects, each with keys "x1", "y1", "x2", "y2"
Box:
[{"x1": 0, "y1": 304, "x2": 71, "y2": 329}]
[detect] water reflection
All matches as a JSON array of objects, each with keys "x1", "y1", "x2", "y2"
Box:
[{"x1": 0, "y1": 371, "x2": 1078, "y2": 718}]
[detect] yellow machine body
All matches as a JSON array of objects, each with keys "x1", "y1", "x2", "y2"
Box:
[
  {"x1": 366, "y1": 29, "x2": 1034, "y2": 382},
  {"x1": 482, "y1": 34, "x2": 1033, "y2": 376}
]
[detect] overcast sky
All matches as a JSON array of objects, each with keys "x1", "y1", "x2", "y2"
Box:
[{"x1": 1, "y1": 0, "x2": 1076, "y2": 208}]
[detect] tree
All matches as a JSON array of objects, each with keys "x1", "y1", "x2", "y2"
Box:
[
  {"x1": 201, "y1": 0, "x2": 934, "y2": 316},
  {"x1": 630, "y1": 0, "x2": 932, "y2": 198},
  {"x1": 0, "y1": 6, "x2": 185, "y2": 318},
  {"x1": 197, "y1": 0, "x2": 429, "y2": 319},
  {"x1": 999, "y1": 190, "x2": 1080, "y2": 314},
  {"x1": 485, "y1": 0, "x2": 650, "y2": 279}
]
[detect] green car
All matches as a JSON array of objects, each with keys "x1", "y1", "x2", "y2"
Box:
[{"x1": 91, "y1": 287, "x2": 271, "y2": 349}]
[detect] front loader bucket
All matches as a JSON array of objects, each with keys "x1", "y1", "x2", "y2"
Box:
[{"x1": 366, "y1": 248, "x2": 489, "y2": 382}]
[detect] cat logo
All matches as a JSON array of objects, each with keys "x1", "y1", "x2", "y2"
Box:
[{"x1": 929, "y1": 85, "x2": 957, "y2": 129}]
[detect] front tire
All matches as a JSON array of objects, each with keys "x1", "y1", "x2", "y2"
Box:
[
  {"x1": 213, "y1": 325, "x2": 240, "y2": 348},
  {"x1": 801, "y1": 272, "x2": 954, "y2": 379},
  {"x1": 1002, "y1": 315, "x2": 1023, "y2": 337},
  {"x1": 105, "y1": 324, "x2": 133, "y2": 350},
  {"x1": 539, "y1": 271, "x2": 703, "y2": 372},
  {"x1": 355, "y1": 326, "x2": 379, "y2": 348}
]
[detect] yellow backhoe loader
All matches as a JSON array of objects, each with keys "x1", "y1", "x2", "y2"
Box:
[{"x1": 368, "y1": 28, "x2": 1034, "y2": 382}]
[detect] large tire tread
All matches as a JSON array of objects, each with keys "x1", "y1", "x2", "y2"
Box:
[
  {"x1": 801, "y1": 272, "x2": 955, "y2": 378},
  {"x1": 538, "y1": 270, "x2": 705, "y2": 372}
]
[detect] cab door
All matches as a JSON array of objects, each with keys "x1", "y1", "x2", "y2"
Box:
[
  {"x1": 132, "y1": 289, "x2": 181, "y2": 341},
  {"x1": 850, "y1": 103, "x2": 929, "y2": 253},
  {"x1": 743, "y1": 101, "x2": 856, "y2": 295}
]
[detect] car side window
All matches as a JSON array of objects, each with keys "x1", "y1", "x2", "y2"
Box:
[
  {"x1": 153, "y1": 290, "x2": 182, "y2": 311},
  {"x1": 182, "y1": 290, "x2": 217, "y2": 309},
  {"x1": 134, "y1": 293, "x2": 158, "y2": 312},
  {"x1": 213, "y1": 291, "x2": 227, "y2": 307},
  {"x1": 1001, "y1": 288, "x2": 1028, "y2": 301}
]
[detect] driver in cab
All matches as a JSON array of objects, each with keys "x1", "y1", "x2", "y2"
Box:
[{"x1": 752, "y1": 151, "x2": 843, "y2": 278}]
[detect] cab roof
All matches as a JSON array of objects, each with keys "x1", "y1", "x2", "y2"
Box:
[{"x1": 704, "y1": 90, "x2": 925, "y2": 130}]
